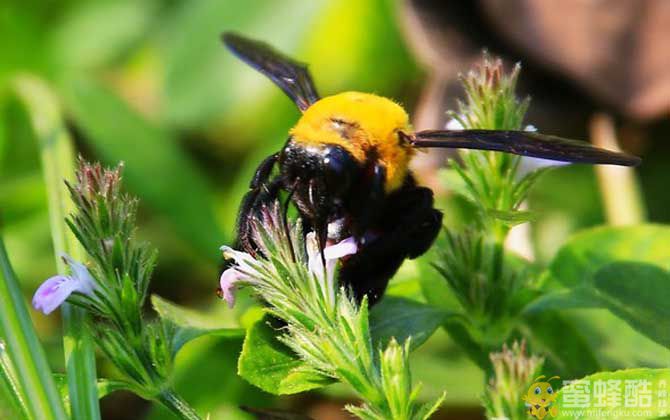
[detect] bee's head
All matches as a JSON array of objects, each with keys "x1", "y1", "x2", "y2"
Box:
[
  {"x1": 288, "y1": 91, "x2": 413, "y2": 192},
  {"x1": 279, "y1": 140, "x2": 359, "y2": 232},
  {"x1": 281, "y1": 92, "x2": 411, "y2": 241}
]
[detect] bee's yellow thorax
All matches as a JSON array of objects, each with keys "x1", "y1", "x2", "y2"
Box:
[{"x1": 289, "y1": 92, "x2": 414, "y2": 192}]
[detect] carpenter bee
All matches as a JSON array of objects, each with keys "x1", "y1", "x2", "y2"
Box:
[{"x1": 222, "y1": 33, "x2": 640, "y2": 305}]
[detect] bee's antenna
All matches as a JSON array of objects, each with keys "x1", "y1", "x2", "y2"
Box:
[{"x1": 398, "y1": 130, "x2": 414, "y2": 146}]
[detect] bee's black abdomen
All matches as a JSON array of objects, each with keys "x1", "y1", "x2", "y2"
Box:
[{"x1": 339, "y1": 174, "x2": 443, "y2": 305}]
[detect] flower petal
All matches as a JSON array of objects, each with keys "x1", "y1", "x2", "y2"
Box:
[
  {"x1": 445, "y1": 118, "x2": 465, "y2": 130},
  {"x1": 220, "y1": 245, "x2": 263, "y2": 281},
  {"x1": 519, "y1": 156, "x2": 571, "y2": 176},
  {"x1": 61, "y1": 253, "x2": 96, "y2": 295},
  {"x1": 221, "y1": 245, "x2": 255, "y2": 267},
  {"x1": 324, "y1": 236, "x2": 358, "y2": 260},
  {"x1": 219, "y1": 268, "x2": 245, "y2": 308},
  {"x1": 32, "y1": 275, "x2": 80, "y2": 315},
  {"x1": 305, "y1": 232, "x2": 324, "y2": 279}
]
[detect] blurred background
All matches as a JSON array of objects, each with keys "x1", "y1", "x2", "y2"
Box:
[{"x1": 0, "y1": 0, "x2": 668, "y2": 418}]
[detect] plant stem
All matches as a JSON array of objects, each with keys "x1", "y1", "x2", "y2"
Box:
[
  {"x1": 158, "y1": 389, "x2": 201, "y2": 420},
  {"x1": 13, "y1": 74, "x2": 101, "y2": 419},
  {"x1": 0, "y1": 238, "x2": 68, "y2": 420},
  {"x1": 0, "y1": 338, "x2": 29, "y2": 417},
  {"x1": 590, "y1": 113, "x2": 646, "y2": 225}
]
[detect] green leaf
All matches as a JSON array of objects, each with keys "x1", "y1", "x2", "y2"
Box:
[
  {"x1": 13, "y1": 74, "x2": 100, "y2": 419},
  {"x1": 524, "y1": 285, "x2": 604, "y2": 313},
  {"x1": 548, "y1": 224, "x2": 670, "y2": 289},
  {"x1": 593, "y1": 262, "x2": 670, "y2": 348},
  {"x1": 520, "y1": 311, "x2": 600, "y2": 379},
  {"x1": 237, "y1": 315, "x2": 333, "y2": 395},
  {"x1": 238, "y1": 299, "x2": 448, "y2": 396},
  {"x1": 0, "y1": 238, "x2": 67, "y2": 419},
  {"x1": 50, "y1": 0, "x2": 157, "y2": 70},
  {"x1": 144, "y1": 334, "x2": 271, "y2": 419},
  {"x1": 0, "y1": 343, "x2": 28, "y2": 418},
  {"x1": 53, "y1": 374, "x2": 136, "y2": 406},
  {"x1": 369, "y1": 297, "x2": 448, "y2": 351},
  {"x1": 151, "y1": 295, "x2": 244, "y2": 357},
  {"x1": 553, "y1": 368, "x2": 670, "y2": 420},
  {"x1": 534, "y1": 225, "x2": 670, "y2": 350},
  {"x1": 160, "y1": 0, "x2": 323, "y2": 128},
  {"x1": 62, "y1": 76, "x2": 226, "y2": 259}
]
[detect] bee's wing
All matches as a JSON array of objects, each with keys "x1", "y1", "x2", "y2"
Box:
[
  {"x1": 222, "y1": 32, "x2": 319, "y2": 112},
  {"x1": 410, "y1": 129, "x2": 641, "y2": 166}
]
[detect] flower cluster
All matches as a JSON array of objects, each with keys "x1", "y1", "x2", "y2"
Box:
[
  {"x1": 219, "y1": 228, "x2": 357, "y2": 309},
  {"x1": 32, "y1": 160, "x2": 198, "y2": 419},
  {"x1": 482, "y1": 341, "x2": 544, "y2": 420},
  {"x1": 443, "y1": 54, "x2": 560, "y2": 241},
  {"x1": 433, "y1": 54, "x2": 551, "y2": 370},
  {"x1": 219, "y1": 204, "x2": 444, "y2": 419}
]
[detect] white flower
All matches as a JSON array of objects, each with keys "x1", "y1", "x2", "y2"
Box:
[
  {"x1": 445, "y1": 118, "x2": 465, "y2": 130},
  {"x1": 306, "y1": 233, "x2": 357, "y2": 283},
  {"x1": 218, "y1": 234, "x2": 358, "y2": 308},
  {"x1": 32, "y1": 254, "x2": 96, "y2": 315},
  {"x1": 518, "y1": 124, "x2": 572, "y2": 175}
]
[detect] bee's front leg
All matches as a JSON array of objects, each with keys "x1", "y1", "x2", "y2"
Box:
[{"x1": 234, "y1": 153, "x2": 281, "y2": 255}]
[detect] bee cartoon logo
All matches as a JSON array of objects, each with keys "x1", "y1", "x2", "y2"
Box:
[{"x1": 523, "y1": 376, "x2": 560, "y2": 419}]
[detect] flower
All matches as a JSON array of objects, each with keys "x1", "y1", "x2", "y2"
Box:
[
  {"x1": 32, "y1": 254, "x2": 96, "y2": 315},
  {"x1": 306, "y1": 233, "x2": 357, "y2": 285},
  {"x1": 217, "y1": 245, "x2": 264, "y2": 308},
  {"x1": 218, "y1": 234, "x2": 358, "y2": 308},
  {"x1": 517, "y1": 122, "x2": 571, "y2": 175},
  {"x1": 217, "y1": 265, "x2": 245, "y2": 308},
  {"x1": 445, "y1": 117, "x2": 465, "y2": 130}
]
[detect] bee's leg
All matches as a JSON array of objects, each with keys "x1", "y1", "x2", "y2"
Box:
[
  {"x1": 234, "y1": 153, "x2": 281, "y2": 254},
  {"x1": 281, "y1": 182, "x2": 297, "y2": 261},
  {"x1": 339, "y1": 176, "x2": 442, "y2": 305}
]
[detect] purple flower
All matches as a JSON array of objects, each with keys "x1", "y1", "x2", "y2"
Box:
[
  {"x1": 32, "y1": 254, "x2": 96, "y2": 315},
  {"x1": 218, "y1": 246, "x2": 262, "y2": 309},
  {"x1": 217, "y1": 266, "x2": 245, "y2": 309},
  {"x1": 218, "y1": 234, "x2": 358, "y2": 308}
]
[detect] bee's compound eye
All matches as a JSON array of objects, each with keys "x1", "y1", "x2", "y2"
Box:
[
  {"x1": 322, "y1": 146, "x2": 357, "y2": 195},
  {"x1": 547, "y1": 387, "x2": 553, "y2": 394},
  {"x1": 535, "y1": 387, "x2": 541, "y2": 395}
]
